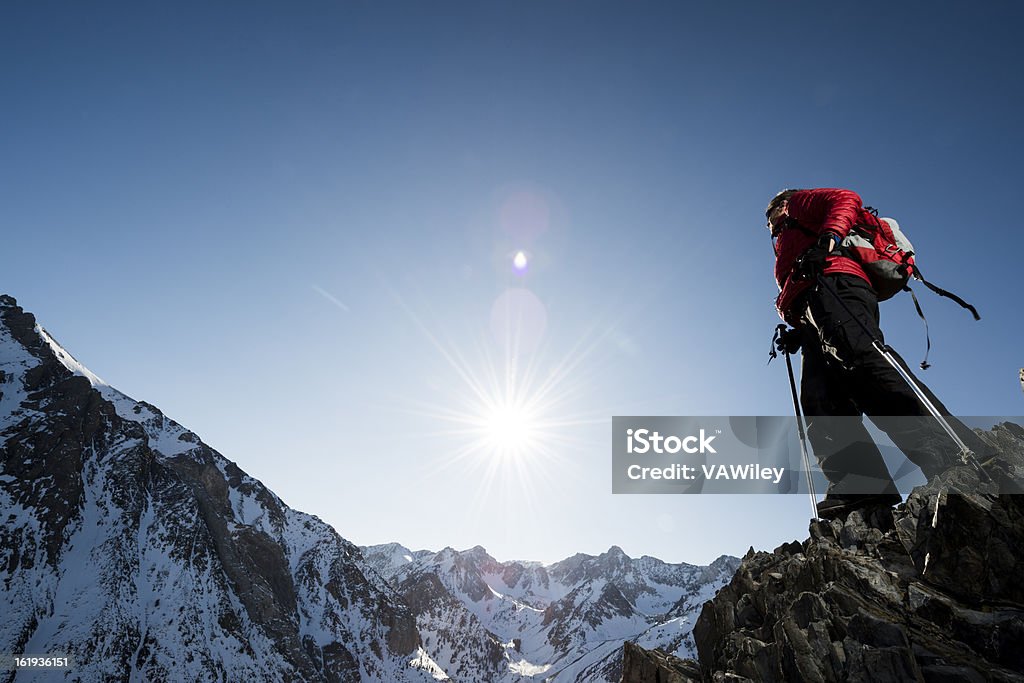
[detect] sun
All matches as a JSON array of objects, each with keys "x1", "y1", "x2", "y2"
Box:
[
  {"x1": 385, "y1": 278, "x2": 614, "y2": 507},
  {"x1": 388, "y1": 305, "x2": 610, "y2": 473},
  {"x1": 482, "y1": 399, "x2": 539, "y2": 457}
]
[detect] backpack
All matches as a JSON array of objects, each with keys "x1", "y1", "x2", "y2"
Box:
[
  {"x1": 842, "y1": 207, "x2": 980, "y2": 369},
  {"x1": 841, "y1": 210, "x2": 915, "y2": 301}
]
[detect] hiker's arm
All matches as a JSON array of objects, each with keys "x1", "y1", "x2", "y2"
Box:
[{"x1": 787, "y1": 188, "x2": 862, "y2": 241}]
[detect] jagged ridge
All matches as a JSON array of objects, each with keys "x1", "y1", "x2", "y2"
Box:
[{"x1": 363, "y1": 541, "x2": 739, "y2": 682}]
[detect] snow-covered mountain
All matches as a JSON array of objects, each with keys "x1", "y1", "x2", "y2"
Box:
[
  {"x1": 0, "y1": 295, "x2": 446, "y2": 682},
  {"x1": 362, "y1": 542, "x2": 739, "y2": 682},
  {"x1": 0, "y1": 294, "x2": 739, "y2": 682}
]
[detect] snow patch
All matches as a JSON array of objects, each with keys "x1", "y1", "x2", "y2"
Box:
[
  {"x1": 409, "y1": 647, "x2": 451, "y2": 680},
  {"x1": 36, "y1": 325, "x2": 108, "y2": 387},
  {"x1": 508, "y1": 657, "x2": 551, "y2": 676}
]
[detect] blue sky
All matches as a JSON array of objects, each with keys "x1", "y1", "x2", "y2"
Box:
[{"x1": 3, "y1": 2, "x2": 1022, "y2": 565}]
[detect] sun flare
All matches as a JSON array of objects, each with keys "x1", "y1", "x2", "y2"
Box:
[
  {"x1": 389, "y1": 278, "x2": 615, "y2": 510},
  {"x1": 482, "y1": 400, "x2": 538, "y2": 456}
]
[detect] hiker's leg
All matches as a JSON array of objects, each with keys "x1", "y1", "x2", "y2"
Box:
[
  {"x1": 806, "y1": 275, "x2": 952, "y2": 478},
  {"x1": 814, "y1": 278, "x2": 994, "y2": 473},
  {"x1": 798, "y1": 313, "x2": 898, "y2": 497},
  {"x1": 805, "y1": 277, "x2": 944, "y2": 476}
]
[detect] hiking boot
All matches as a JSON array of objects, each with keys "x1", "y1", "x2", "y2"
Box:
[{"x1": 816, "y1": 493, "x2": 902, "y2": 520}]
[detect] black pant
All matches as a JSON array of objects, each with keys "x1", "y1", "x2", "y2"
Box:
[{"x1": 797, "y1": 275, "x2": 983, "y2": 496}]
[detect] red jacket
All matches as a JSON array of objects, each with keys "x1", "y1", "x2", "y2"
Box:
[{"x1": 773, "y1": 188, "x2": 873, "y2": 322}]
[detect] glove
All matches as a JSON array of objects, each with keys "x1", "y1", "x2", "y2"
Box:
[
  {"x1": 794, "y1": 246, "x2": 827, "y2": 280},
  {"x1": 775, "y1": 327, "x2": 802, "y2": 354},
  {"x1": 768, "y1": 325, "x2": 801, "y2": 364},
  {"x1": 794, "y1": 233, "x2": 838, "y2": 280}
]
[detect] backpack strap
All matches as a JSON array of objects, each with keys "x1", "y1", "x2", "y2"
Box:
[
  {"x1": 903, "y1": 267, "x2": 980, "y2": 370},
  {"x1": 905, "y1": 286, "x2": 933, "y2": 370},
  {"x1": 912, "y1": 266, "x2": 981, "y2": 321}
]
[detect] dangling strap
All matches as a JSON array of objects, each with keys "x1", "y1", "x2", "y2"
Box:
[
  {"x1": 906, "y1": 286, "x2": 933, "y2": 370},
  {"x1": 914, "y1": 266, "x2": 981, "y2": 321},
  {"x1": 904, "y1": 266, "x2": 980, "y2": 370}
]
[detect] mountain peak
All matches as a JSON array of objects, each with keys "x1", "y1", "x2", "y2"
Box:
[
  {"x1": 463, "y1": 544, "x2": 495, "y2": 562},
  {"x1": 1, "y1": 295, "x2": 445, "y2": 682}
]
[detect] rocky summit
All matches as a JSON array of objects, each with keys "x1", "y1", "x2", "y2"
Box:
[{"x1": 624, "y1": 423, "x2": 1024, "y2": 682}]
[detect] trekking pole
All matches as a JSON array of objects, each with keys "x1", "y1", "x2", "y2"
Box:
[
  {"x1": 774, "y1": 325, "x2": 821, "y2": 521},
  {"x1": 814, "y1": 275, "x2": 989, "y2": 479}
]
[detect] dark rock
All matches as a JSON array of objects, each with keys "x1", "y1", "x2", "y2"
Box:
[
  {"x1": 919, "y1": 665, "x2": 986, "y2": 683},
  {"x1": 648, "y1": 424, "x2": 1024, "y2": 683},
  {"x1": 621, "y1": 641, "x2": 702, "y2": 683}
]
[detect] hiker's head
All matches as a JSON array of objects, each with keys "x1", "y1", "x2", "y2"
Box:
[{"x1": 766, "y1": 189, "x2": 800, "y2": 236}]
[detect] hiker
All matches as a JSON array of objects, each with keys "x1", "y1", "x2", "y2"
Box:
[{"x1": 767, "y1": 188, "x2": 986, "y2": 518}]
